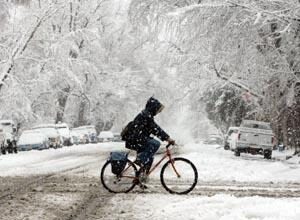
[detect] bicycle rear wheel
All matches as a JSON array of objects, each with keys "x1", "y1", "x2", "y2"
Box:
[
  {"x1": 100, "y1": 159, "x2": 137, "y2": 193},
  {"x1": 160, "y1": 157, "x2": 198, "y2": 194}
]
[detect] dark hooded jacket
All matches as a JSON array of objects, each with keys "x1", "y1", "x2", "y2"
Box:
[{"x1": 124, "y1": 97, "x2": 169, "y2": 151}]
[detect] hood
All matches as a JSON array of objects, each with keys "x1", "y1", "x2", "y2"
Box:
[{"x1": 145, "y1": 97, "x2": 164, "y2": 116}]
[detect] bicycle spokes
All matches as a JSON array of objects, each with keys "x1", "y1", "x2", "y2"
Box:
[
  {"x1": 101, "y1": 160, "x2": 137, "y2": 193},
  {"x1": 170, "y1": 159, "x2": 181, "y2": 178},
  {"x1": 160, "y1": 158, "x2": 198, "y2": 194}
]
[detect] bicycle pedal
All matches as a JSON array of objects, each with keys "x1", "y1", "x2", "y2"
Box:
[
  {"x1": 139, "y1": 183, "x2": 148, "y2": 190},
  {"x1": 139, "y1": 175, "x2": 149, "y2": 184}
]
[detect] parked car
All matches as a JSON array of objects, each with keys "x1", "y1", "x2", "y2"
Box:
[
  {"x1": 113, "y1": 132, "x2": 123, "y2": 142},
  {"x1": 70, "y1": 130, "x2": 80, "y2": 145},
  {"x1": 0, "y1": 120, "x2": 18, "y2": 154},
  {"x1": 17, "y1": 130, "x2": 49, "y2": 151},
  {"x1": 82, "y1": 125, "x2": 98, "y2": 143},
  {"x1": 71, "y1": 128, "x2": 89, "y2": 144},
  {"x1": 55, "y1": 123, "x2": 73, "y2": 146},
  {"x1": 203, "y1": 135, "x2": 223, "y2": 145},
  {"x1": 224, "y1": 127, "x2": 239, "y2": 150},
  {"x1": 0, "y1": 129, "x2": 5, "y2": 154},
  {"x1": 72, "y1": 125, "x2": 98, "y2": 143},
  {"x1": 32, "y1": 124, "x2": 63, "y2": 149},
  {"x1": 98, "y1": 131, "x2": 114, "y2": 142},
  {"x1": 229, "y1": 120, "x2": 274, "y2": 159}
]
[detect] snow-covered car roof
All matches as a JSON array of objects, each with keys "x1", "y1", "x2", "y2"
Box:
[
  {"x1": 70, "y1": 129, "x2": 88, "y2": 136},
  {"x1": 32, "y1": 127, "x2": 59, "y2": 138},
  {"x1": 72, "y1": 127, "x2": 88, "y2": 131},
  {"x1": 22, "y1": 130, "x2": 48, "y2": 138},
  {"x1": 72, "y1": 125, "x2": 97, "y2": 134},
  {"x1": 228, "y1": 127, "x2": 239, "y2": 130},
  {"x1": 55, "y1": 123, "x2": 69, "y2": 128},
  {"x1": 208, "y1": 134, "x2": 222, "y2": 138},
  {"x1": 18, "y1": 132, "x2": 47, "y2": 145},
  {"x1": 78, "y1": 125, "x2": 96, "y2": 129},
  {"x1": 33, "y1": 124, "x2": 56, "y2": 129},
  {"x1": 23, "y1": 129, "x2": 43, "y2": 134},
  {"x1": 98, "y1": 131, "x2": 114, "y2": 138},
  {"x1": 241, "y1": 120, "x2": 270, "y2": 125},
  {"x1": 0, "y1": 120, "x2": 14, "y2": 125}
]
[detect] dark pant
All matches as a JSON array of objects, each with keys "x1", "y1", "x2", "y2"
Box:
[{"x1": 136, "y1": 139, "x2": 160, "y2": 170}]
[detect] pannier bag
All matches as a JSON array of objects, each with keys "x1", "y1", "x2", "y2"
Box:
[{"x1": 110, "y1": 151, "x2": 128, "y2": 175}]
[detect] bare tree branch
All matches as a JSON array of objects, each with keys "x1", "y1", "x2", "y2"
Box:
[
  {"x1": 0, "y1": 4, "x2": 62, "y2": 93},
  {"x1": 213, "y1": 64, "x2": 263, "y2": 99}
]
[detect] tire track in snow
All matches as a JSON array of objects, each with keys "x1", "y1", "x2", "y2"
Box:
[
  {"x1": 128, "y1": 180, "x2": 300, "y2": 198},
  {"x1": 0, "y1": 160, "x2": 100, "y2": 201},
  {"x1": 1, "y1": 175, "x2": 300, "y2": 220}
]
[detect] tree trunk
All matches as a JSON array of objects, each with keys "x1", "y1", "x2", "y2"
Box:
[{"x1": 55, "y1": 86, "x2": 71, "y2": 123}]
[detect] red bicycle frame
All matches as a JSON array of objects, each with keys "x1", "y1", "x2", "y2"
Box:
[{"x1": 121, "y1": 143, "x2": 181, "y2": 179}]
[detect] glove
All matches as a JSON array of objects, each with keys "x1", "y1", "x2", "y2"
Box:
[{"x1": 167, "y1": 137, "x2": 175, "y2": 145}]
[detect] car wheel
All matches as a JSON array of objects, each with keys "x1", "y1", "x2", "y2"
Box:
[
  {"x1": 264, "y1": 150, "x2": 272, "y2": 160},
  {"x1": 224, "y1": 145, "x2": 230, "y2": 150},
  {"x1": 8, "y1": 147, "x2": 13, "y2": 154},
  {"x1": 1, "y1": 148, "x2": 6, "y2": 155},
  {"x1": 234, "y1": 150, "x2": 240, "y2": 157}
]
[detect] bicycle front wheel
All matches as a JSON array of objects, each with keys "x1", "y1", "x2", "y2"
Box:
[
  {"x1": 160, "y1": 157, "x2": 198, "y2": 194},
  {"x1": 100, "y1": 159, "x2": 137, "y2": 193}
]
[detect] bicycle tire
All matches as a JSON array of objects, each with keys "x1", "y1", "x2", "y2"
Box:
[
  {"x1": 100, "y1": 159, "x2": 137, "y2": 193},
  {"x1": 160, "y1": 157, "x2": 198, "y2": 194}
]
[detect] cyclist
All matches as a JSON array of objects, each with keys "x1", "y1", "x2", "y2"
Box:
[{"x1": 121, "y1": 97, "x2": 175, "y2": 181}]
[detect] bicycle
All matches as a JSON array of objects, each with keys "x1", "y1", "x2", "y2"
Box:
[{"x1": 100, "y1": 143, "x2": 198, "y2": 194}]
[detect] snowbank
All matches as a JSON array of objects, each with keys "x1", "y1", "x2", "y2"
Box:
[
  {"x1": 178, "y1": 143, "x2": 300, "y2": 183},
  {"x1": 0, "y1": 143, "x2": 124, "y2": 176},
  {"x1": 110, "y1": 194, "x2": 300, "y2": 220}
]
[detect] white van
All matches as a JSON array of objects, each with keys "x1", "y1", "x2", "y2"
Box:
[
  {"x1": 32, "y1": 124, "x2": 63, "y2": 149},
  {"x1": 55, "y1": 123, "x2": 73, "y2": 146}
]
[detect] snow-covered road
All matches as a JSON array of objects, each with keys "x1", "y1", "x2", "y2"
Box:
[
  {"x1": 1, "y1": 142, "x2": 299, "y2": 182},
  {"x1": 0, "y1": 142, "x2": 299, "y2": 219}
]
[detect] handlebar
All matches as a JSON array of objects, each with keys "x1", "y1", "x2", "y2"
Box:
[{"x1": 166, "y1": 142, "x2": 177, "y2": 148}]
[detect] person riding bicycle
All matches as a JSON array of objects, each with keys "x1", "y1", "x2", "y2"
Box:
[{"x1": 121, "y1": 97, "x2": 175, "y2": 174}]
